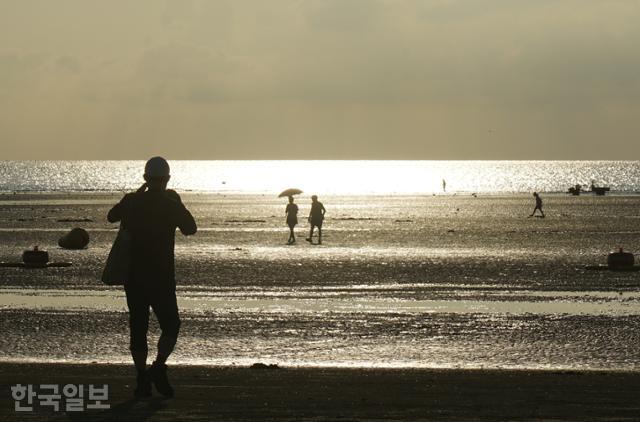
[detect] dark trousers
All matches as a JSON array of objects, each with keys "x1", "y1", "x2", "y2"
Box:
[{"x1": 125, "y1": 284, "x2": 181, "y2": 354}]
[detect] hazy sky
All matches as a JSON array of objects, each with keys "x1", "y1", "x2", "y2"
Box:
[{"x1": 1, "y1": 1, "x2": 639, "y2": 159}]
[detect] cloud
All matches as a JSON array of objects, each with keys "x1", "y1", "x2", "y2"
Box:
[
  {"x1": 56, "y1": 56, "x2": 81, "y2": 73},
  {"x1": 0, "y1": 52, "x2": 48, "y2": 98},
  {"x1": 1, "y1": 0, "x2": 640, "y2": 158}
]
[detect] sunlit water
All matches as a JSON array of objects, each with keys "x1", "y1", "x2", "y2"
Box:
[
  {"x1": 1, "y1": 162, "x2": 640, "y2": 369},
  {"x1": 2, "y1": 160, "x2": 640, "y2": 194}
]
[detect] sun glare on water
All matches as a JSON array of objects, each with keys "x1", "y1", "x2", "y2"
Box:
[
  {"x1": 176, "y1": 161, "x2": 448, "y2": 195},
  {"x1": 1, "y1": 160, "x2": 637, "y2": 194}
]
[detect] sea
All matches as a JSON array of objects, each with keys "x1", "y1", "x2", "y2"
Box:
[
  {"x1": 1, "y1": 160, "x2": 640, "y2": 194},
  {"x1": 1, "y1": 160, "x2": 639, "y2": 370}
]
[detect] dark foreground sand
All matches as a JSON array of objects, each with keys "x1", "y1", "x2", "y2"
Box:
[{"x1": 1, "y1": 363, "x2": 639, "y2": 421}]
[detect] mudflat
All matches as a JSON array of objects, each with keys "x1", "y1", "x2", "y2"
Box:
[{"x1": 1, "y1": 363, "x2": 639, "y2": 421}]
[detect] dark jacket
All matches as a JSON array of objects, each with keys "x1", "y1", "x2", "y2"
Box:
[{"x1": 107, "y1": 189, "x2": 197, "y2": 291}]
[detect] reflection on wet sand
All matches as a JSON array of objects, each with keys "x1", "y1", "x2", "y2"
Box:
[
  {"x1": 2, "y1": 288, "x2": 640, "y2": 316},
  {"x1": 1, "y1": 193, "x2": 640, "y2": 370}
]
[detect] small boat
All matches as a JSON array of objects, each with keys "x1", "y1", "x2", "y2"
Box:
[
  {"x1": 590, "y1": 181, "x2": 610, "y2": 196},
  {"x1": 567, "y1": 184, "x2": 582, "y2": 196}
]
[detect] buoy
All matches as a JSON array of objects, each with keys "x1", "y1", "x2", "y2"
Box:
[
  {"x1": 22, "y1": 246, "x2": 49, "y2": 268},
  {"x1": 607, "y1": 247, "x2": 634, "y2": 269},
  {"x1": 0, "y1": 246, "x2": 72, "y2": 268}
]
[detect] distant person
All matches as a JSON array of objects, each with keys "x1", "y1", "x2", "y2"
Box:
[
  {"x1": 107, "y1": 157, "x2": 197, "y2": 399},
  {"x1": 306, "y1": 195, "x2": 326, "y2": 245},
  {"x1": 442, "y1": 179, "x2": 446, "y2": 192},
  {"x1": 529, "y1": 192, "x2": 545, "y2": 218},
  {"x1": 285, "y1": 196, "x2": 298, "y2": 244}
]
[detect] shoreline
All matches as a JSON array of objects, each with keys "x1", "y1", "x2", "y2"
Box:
[{"x1": 2, "y1": 362, "x2": 639, "y2": 420}]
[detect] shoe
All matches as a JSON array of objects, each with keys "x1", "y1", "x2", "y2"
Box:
[
  {"x1": 134, "y1": 372, "x2": 152, "y2": 399},
  {"x1": 148, "y1": 362, "x2": 174, "y2": 398}
]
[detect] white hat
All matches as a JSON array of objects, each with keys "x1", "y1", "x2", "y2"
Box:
[{"x1": 144, "y1": 156, "x2": 170, "y2": 178}]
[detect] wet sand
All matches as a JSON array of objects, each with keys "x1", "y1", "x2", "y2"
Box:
[
  {"x1": 1, "y1": 192, "x2": 640, "y2": 369},
  {"x1": 1, "y1": 192, "x2": 640, "y2": 420},
  {"x1": 1, "y1": 363, "x2": 639, "y2": 421}
]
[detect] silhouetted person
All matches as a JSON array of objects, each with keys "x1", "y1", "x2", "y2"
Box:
[
  {"x1": 442, "y1": 179, "x2": 446, "y2": 192},
  {"x1": 107, "y1": 157, "x2": 197, "y2": 399},
  {"x1": 285, "y1": 196, "x2": 298, "y2": 244},
  {"x1": 305, "y1": 195, "x2": 326, "y2": 244},
  {"x1": 529, "y1": 192, "x2": 545, "y2": 218}
]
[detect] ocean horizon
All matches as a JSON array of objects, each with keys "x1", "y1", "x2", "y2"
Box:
[{"x1": 2, "y1": 160, "x2": 640, "y2": 195}]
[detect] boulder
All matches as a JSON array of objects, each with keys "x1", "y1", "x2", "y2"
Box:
[
  {"x1": 607, "y1": 248, "x2": 634, "y2": 269},
  {"x1": 250, "y1": 363, "x2": 280, "y2": 370},
  {"x1": 58, "y1": 228, "x2": 90, "y2": 250}
]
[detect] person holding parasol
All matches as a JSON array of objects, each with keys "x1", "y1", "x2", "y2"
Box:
[{"x1": 278, "y1": 188, "x2": 302, "y2": 244}]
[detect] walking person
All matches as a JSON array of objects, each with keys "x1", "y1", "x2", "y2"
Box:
[
  {"x1": 305, "y1": 195, "x2": 326, "y2": 245},
  {"x1": 285, "y1": 196, "x2": 298, "y2": 244},
  {"x1": 107, "y1": 157, "x2": 197, "y2": 399},
  {"x1": 529, "y1": 192, "x2": 545, "y2": 218}
]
